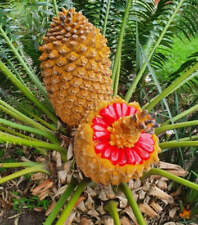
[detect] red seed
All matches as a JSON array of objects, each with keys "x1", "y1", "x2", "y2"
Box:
[
  {"x1": 133, "y1": 151, "x2": 143, "y2": 164},
  {"x1": 139, "y1": 133, "x2": 153, "y2": 142},
  {"x1": 127, "y1": 106, "x2": 136, "y2": 116},
  {"x1": 93, "y1": 131, "x2": 110, "y2": 141},
  {"x1": 138, "y1": 141, "x2": 154, "y2": 153},
  {"x1": 138, "y1": 138, "x2": 154, "y2": 147},
  {"x1": 92, "y1": 124, "x2": 106, "y2": 132},
  {"x1": 102, "y1": 146, "x2": 112, "y2": 159},
  {"x1": 125, "y1": 148, "x2": 136, "y2": 164},
  {"x1": 110, "y1": 147, "x2": 119, "y2": 164},
  {"x1": 107, "y1": 104, "x2": 118, "y2": 120},
  {"x1": 135, "y1": 146, "x2": 150, "y2": 160},
  {"x1": 100, "y1": 107, "x2": 117, "y2": 124},
  {"x1": 113, "y1": 103, "x2": 122, "y2": 118},
  {"x1": 121, "y1": 103, "x2": 128, "y2": 116},
  {"x1": 92, "y1": 116, "x2": 108, "y2": 128},
  {"x1": 118, "y1": 149, "x2": 127, "y2": 166},
  {"x1": 95, "y1": 142, "x2": 109, "y2": 153}
]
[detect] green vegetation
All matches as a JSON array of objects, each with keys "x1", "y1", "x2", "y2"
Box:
[
  {"x1": 12, "y1": 192, "x2": 50, "y2": 211},
  {"x1": 158, "y1": 35, "x2": 198, "y2": 81}
]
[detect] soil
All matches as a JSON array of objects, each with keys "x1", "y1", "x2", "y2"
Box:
[{"x1": 0, "y1": 209, "x2": 45, "y2": 225}]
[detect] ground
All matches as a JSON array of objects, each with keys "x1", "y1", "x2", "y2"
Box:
[{"x1": 0, "y1": 210, "x2": 45, "y2": 225}]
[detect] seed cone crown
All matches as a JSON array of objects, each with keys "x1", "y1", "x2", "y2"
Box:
[{"x1": 74, "y1": 97, "x2": 161, "y2": 185}]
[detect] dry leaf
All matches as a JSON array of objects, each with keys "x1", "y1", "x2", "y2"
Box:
[
  {"x1": 66, "y1": 173, "x2": 72, "y2": 184},
  {"x1": 166, "y1": 169, "x2": 188, "y2": 177},
  {"x1": 139, "y1": 203, "x2": 158, "y2": 218},
  {"x1": 77, "y1": 200, "x2": 87, "y2": 212},
  {"x1": 87, "y1": 209, "x2": 99, "y2": 217},
  {"x1": 106, "y1": 185, "x2": 115, "y2": 199},
  {"x1": 45, "y1": 201, "x2": 56, "y2": 216},
  {"x1": 169, "y1": 207, "x2": 179, "y2": 218},
  {"x1": 157, "y1": 178, "x2": 168, "y2": 190},
  {"x1": 64, "y1": 161, "x2": 73, "y2": 174},
  {"x1": 117, "y1": 195, "x2": 128, "y2": 208},
  {"x1": 103, "y1": 216, "x2": 114, "y2": 225},
  {"x1": 96, "y1": 203, "x2": 105, "y2": 215},
  {"x1": 149, "y1": 186, "x2": 174, "y2": 204},
  {"x1": 159, "y1": 162, "x2": 181, "y2": 170},
  {"x1": 133, "y1": 179, "x2": 142, "y2": 189},
  {"x1": 33, "y1": 207, "x2": 43, "y2": 212},
  {"x1": 85, "y1": 194, "x2": 94, "y2": 209},
  {"x1": 159, "y1": 162, "x2": 188, "y2": 177},
  {"x1": 150, "y1": 201, "x2": 163, "y2": 213},
  {"x1": 86, "y1": 186, "x2": 97, "y2": 197},
  {"x1": 35, "y1": 157, "x2": 46, "y2": 163},
  {"x1": 98, "y1": 189, "x2": 108, "y2": 201},
  {"x1": 124, "y1": 207, "x2": 138, "y2": 225},
  {"x1": 75, "y1": 195, "x2": 86, "y2": 208},
  {"x1": 79, "y1": 216, "x2": 94, "y2": 225},
  {"x1": 31, "y1": 179, "x2": 53, "y2": 200},
  {"x1": 54, "y1": 184, "x2": 67, "y2": 198},
  {"x1": 58, "y1": 170, "x2": 67, "y2": 184},
  {"x1": 67, "y1": 143, "x2": 73, "y2": 160},
  {"x1": 121, "y1": 216, "x2": 132, "y2": 225},
  {"x1": 164, "y1": 223, "x2": 176, "y2": 225},
  {"x1": 52, "y1": 151, "x2": 62, "y2": 168},
  {"x1": 138, "y1": 190, "x2": 146, "y2": 200},
  {"x1": 31, "y1": 172, "x2": 48, "y2": 181}
]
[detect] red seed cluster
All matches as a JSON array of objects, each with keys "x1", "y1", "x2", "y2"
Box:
[{"x1": 92, "y1": 103, "x2": 154, "y2": 166}]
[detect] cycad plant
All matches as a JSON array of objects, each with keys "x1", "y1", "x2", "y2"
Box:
[{"x1": 1, "y1": 0, "x2": 198, "y2": 224}]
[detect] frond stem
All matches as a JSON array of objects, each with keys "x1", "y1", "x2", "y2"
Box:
[
  {"x1": 0, "y1": 161, "x2": 39, "y2": 168},
  {"x1": 160, "y1": 141, "x2": 198, "y2": 149},
  {"x1": 43, "y1": 178, "x2": 77, "y2": 225},
  {"x1": 120, "y1": 183, "x2": 146, "y2": 225},
  {"x1": 142, "y1": 168, "x2": 198, "y2": 191},
  {"x1": 0, "y1": 99, "x2": 51, "y2": 133},
  {"x1": 0, "y1": 164, "x2": 49, "y2": 185},
  {"x1": 163, "y1": 104, "x2": 198, "y2": 125},
  {"x1": 0, "y1": 60, "x2": 57, "y2": 123},
  {"x1": 102, "y1": 0, "x2": 111, "y2": 36},
  {"x1": 52, "y1": 0, "x2": 58, "y2": 15},
  {"x1": 0, "y1": 25, "x2": 48, "y2": 99},
  {"x1": 0, "y1": 131, "x2": 65, "y2": 156},
  {"x1": 112, "y1": 0, "x2": 132, "y2": 93},
  {"x1": 0, "y1": 118, "x2": 57, "y2": 143},
  {"x1": 104, "y1": 200, "x2": 121, "y2": 225},
  {"x1": 113, "y1": 57, "x2": 121, "y2": 96},
  {"x1": 55, "y1": 180, "x2": 87, "y2": 225},
  {"x1": 143, "y1": 62, "x2": 198, "y2": 111},
  {"x1": 156, "y1": 120, "x2": 198, "y2": 135}
]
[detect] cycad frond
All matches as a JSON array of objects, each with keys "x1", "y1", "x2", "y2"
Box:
[
  {"x1": 175, "y1": 0, "x2": 198, "y2": 40},
  {"x1": 74, "y1": 0, "x2": 103, "y2": 27},
  {"x1": 168, "y1": 51, "x2": 198, "y2": 91}
]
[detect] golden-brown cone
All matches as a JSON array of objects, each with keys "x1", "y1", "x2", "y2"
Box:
[
  {"x1": 74, "y1": 97, "x2": 161, "y2": 185},
  {"x1": 39, "y1": 8, "x2": 112, "y2": 127}
]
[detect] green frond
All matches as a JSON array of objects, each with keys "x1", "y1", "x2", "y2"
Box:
[{"x1": 74, "y1": 0, "x2": 103, "y2": 28}]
